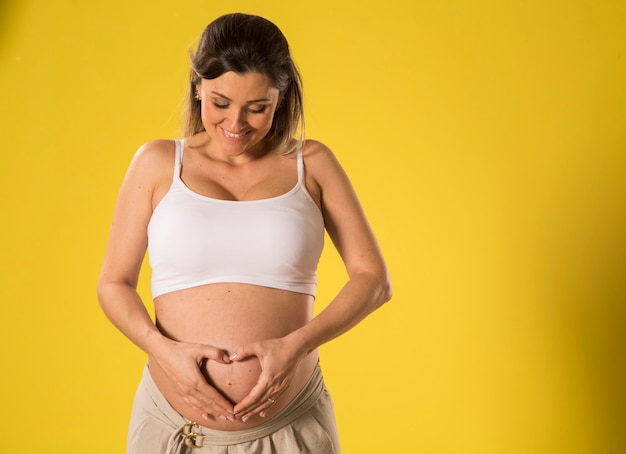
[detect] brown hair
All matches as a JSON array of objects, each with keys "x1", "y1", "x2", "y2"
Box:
[{"x1": 184, "y1": 13, "x2": 304, "y2": 154}]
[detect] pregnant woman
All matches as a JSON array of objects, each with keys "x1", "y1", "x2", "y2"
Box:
[{"x1": 97, "y1": 13, "x2": 391, "y2": 454}]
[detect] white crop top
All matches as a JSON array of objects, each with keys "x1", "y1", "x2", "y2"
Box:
[{"x1": 147, "y1": 140, "x2": 325, "y2": 299}]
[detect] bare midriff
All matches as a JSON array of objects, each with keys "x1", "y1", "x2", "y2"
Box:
[{"x1": 148, "y1": 283, "x2": 319, "y2": 431}]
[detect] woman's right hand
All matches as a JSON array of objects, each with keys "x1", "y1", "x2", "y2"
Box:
[{"x1": 152, "y1": 338, "x2": 235, "y2": 422}]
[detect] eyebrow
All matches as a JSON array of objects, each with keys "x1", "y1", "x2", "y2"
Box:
[{"x1": 210, "y1": 91, "x2": 272, "y2": 104}]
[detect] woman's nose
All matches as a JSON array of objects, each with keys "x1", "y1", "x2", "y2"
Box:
[{"x1": 225, "y1": 109, "x2": 247, "y2": 131}]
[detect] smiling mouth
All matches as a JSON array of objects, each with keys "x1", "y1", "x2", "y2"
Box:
[{"x1": 222, "y1": 128, "x2": 250, "y2": 139}]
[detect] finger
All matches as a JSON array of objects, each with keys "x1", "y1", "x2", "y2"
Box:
[
  {"x1": 237, "y1": 370, "x2": 293, "y2": 420},
  {"x1": 229, "y1": 343, "x2": 259, "y2": 362},
  {"x1": 193, "y1": 387, "x2": 235, "y2": 421},
  {"x1": 258, "y1": 396, "x2": 278, "y2": 418},
  {"x1": 239, "y1": 393, "x2": 281, "y2": 422},
  {"x1": 185, "y1": 397, "x2": 231, "y2": 422},
  {"x1": 197, "y1": 345, "x2": 232, "y2": 364},
  {"x1": 233, "y1": 379, "x2": 272, "y2": 417},
  {"x1": 177, "y1": 369, "x2": 235, "y2": 420}
]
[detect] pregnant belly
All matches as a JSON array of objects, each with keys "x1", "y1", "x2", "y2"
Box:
[{"x1": 148, "y1": 283, "x2": 317, "y2": 430}]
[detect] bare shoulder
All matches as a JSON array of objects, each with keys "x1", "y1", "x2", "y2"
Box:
[
  {"x1": 302, "y1": 139, "x2": 344, "y2": 181},
  {"x1": 301, "y1": 139, "x2": 354, "y2": 212},
  {"x1": 302, "y1": 139, "x2": 335, "y2": 160},
  {"x1": 131, "y1": 139, "x2": 175, "y2": 171},
  {"x1": 117, "y1": 139, "x2": 177, "y2": 211},
  {"x1": 125, "y1": 139, "x2": 176, "y2": 185}
]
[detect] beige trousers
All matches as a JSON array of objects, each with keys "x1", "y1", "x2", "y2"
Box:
[{"x1": 126, "y1": 363, "x2": 340, "y2": 453}]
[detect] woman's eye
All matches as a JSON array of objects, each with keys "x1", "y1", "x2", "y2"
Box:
[
  {"x1": 247, "y1": 106, "x2": 267, "y2": 114},
  {"x1": 211, "y1": 102, "x2": 267, "y2": 114}
]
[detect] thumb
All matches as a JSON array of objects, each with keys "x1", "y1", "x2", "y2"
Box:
[
  {"x1": 229, "y1": 343, "x2": 257, "y2": 362},
  {"x1": 198, "y1": 344, "x2": 232, "y2": 364}
]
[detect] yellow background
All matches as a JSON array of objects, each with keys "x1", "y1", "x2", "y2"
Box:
[{"x1": 1, "y1": 1, "x2": 625, "y2": 452}]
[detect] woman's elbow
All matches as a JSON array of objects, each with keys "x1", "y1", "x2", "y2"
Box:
[
  {"x1": 367, "y1": 269, "x2": 392, "y2": 309},
  {"x1": 96, "y1": 279, "x2": 112, "y2": 311},
  {"x1": 379, "y1": 273, "x2": 393, "y2": 305}
]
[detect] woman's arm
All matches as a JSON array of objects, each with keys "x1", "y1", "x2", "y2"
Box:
[
  {"x1": 97, "y1": 140, "x2": 235, "y2": 422},
  {"x1": 289, "y1": 140, "x2": 392, "y2": 352},
  {"x1": 231, "y1": 140, "x2": 392, "y2": 420}
]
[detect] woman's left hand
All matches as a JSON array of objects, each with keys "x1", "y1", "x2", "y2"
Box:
[{"x1": 229, "y1": 337, "x2": 302, "y2": 422}]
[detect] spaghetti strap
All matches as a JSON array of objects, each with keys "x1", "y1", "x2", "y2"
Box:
[
  {"x1": 173, "y1": 139, "x2": 184, "y2": 182},
  {"x1": 296, "y1": 147, "x2": 304, "y2": 184}
]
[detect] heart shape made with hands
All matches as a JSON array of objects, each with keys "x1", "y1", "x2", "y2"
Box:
[{"x1": 200, "y1": 354, "x2": 269, "y2": 409}]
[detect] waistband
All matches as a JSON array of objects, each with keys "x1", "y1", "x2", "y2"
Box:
[{"x1": 139, "y1": 363, "x2": 325, "y2": 452}]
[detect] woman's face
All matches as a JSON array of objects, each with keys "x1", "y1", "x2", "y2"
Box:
[{"x1": 197, "y1": 71, "x2": 280, "y2": 159}]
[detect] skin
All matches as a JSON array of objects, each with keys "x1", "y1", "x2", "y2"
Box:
[{"x1": 97, "y1": 71, "x2": 392, "y2": 430}]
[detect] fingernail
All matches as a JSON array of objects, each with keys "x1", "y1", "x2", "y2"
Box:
[
  {"x1": 241, "y1": 415, "x2": 249, "y2": 422},
  {"x1": 219, "y1": 416, "x2": 227, "y2": 421},
  {"x1": 260, "y1": 411, "x2": 266, "y2": 418},
  {"x1": 227, "y1": 416, "x2": 235, "y2": 422},
  {"x1": 229, "y1": 354, "x2": 237, "y2": 360},
  {"x1": 222, "y1": 354, "x2": 231, "y2": 362},
  {"x1": 201, "y1": 414, "x2": 209, "y2": 420}
]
